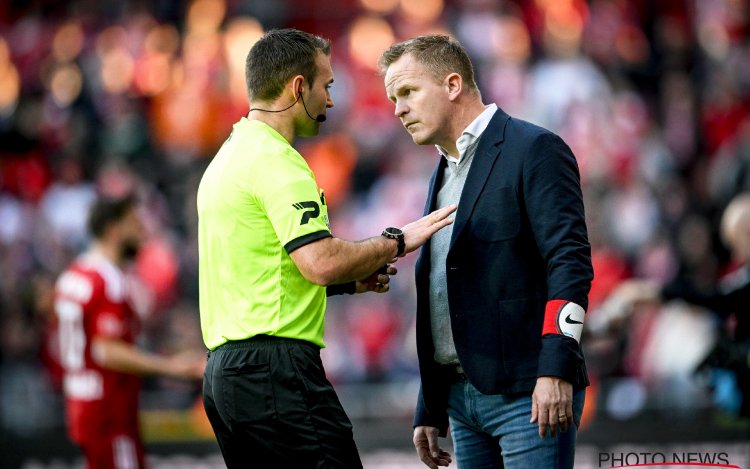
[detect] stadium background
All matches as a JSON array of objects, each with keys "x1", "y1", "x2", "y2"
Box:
[{"x1": 1, "y1": 0, "x2": 749, "y2": 467}]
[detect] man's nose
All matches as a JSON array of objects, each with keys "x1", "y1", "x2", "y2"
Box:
[{"x1": 395, "y1": 101, "x2": 408, "y2": 117}]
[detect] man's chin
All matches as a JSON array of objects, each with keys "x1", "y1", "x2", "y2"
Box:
[{"x1": 411, "y1": 133, "x2": 430, "y2": 146}]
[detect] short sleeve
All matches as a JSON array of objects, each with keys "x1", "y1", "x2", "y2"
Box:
[
  {"x1": 93, "y1": 309, "x2": 127, "y2": 338},
  {"x1": 90, "y1": 276, "x2": 128, "y2": 339},
  {"x1": 259, "y1": 158, "x2": 331, "y2": 253}
]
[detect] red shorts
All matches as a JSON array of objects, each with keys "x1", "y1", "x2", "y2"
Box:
[{"x1": 79, "y1": 432, "x2": 145, "y2": 469}]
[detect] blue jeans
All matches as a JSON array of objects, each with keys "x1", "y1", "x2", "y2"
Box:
[{"x1": 447, "y1": 378, "x2": 585, "y2": 469}]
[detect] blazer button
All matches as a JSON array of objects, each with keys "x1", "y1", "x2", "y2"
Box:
[{"x1": 449, "y1": 266, "x2": 458, "y2": 271}]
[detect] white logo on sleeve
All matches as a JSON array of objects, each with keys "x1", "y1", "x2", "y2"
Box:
[
  {"x1": 98, "y1": 313, "x2": 125, "y2": 337},
  {"x1": 556, "y1": 301, "x2": 585, "y2": 343}
]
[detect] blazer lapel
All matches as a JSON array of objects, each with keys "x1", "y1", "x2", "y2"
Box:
[
  {"x1": 423, "y1": 158, "x2": 447, "y2": 215},
  {"x1": 449, "y1": 110, "x2": 510, "y2": 250},
  {"x1": 415, "y1": 157, "x2": 447, "y2": 278}
]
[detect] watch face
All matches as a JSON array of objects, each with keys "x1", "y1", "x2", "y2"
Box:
[{"x1": 385, "y1": 227, "x2": 403, "y2": 236}]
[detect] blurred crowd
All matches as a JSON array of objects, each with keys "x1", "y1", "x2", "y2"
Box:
[{"x1": 1, "y1": 0, "x2": 750, "y2": 438}]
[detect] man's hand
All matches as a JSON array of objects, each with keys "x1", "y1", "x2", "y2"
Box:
[
  {"x1": 92, "y1": 338, "x2": 206, "y2": 380},
  {"x1": 355, "y1": 264, "x2": 397, "y2": 293},
  {"x1": 613, "y1": 279, "x2": 660, "y2": 305},
  {"x1": 530, "y1": 377, "x2": 573, "y2": 438},
  {"x1": 401, "y1": 205, "x2": 457, "y2": 255},
  {"x1": 167, "y1": 351, "x2": 207, "y2": 380},
  {"x1": 413, "y1": 426, "x2": 452, "y2": 468}
]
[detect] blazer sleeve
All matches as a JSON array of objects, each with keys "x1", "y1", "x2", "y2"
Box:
[
  {"x1": 522, "y1": 132, "x2": 593, "y2": 383},
  {"x1": 414, "y1": 384, "x2": 449, "y2": 436}
]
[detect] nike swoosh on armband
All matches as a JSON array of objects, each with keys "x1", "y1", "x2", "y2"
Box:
[
  {"x1": 542, "y1": 299, "x2": 585, "y2": 343},
  {"x1": 564, "y1": 314, "x2": 583, "y2": 325}
]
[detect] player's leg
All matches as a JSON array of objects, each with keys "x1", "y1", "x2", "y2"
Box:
[{"x1": 80, "y1": 432, "x2": 145, "y2": 469}]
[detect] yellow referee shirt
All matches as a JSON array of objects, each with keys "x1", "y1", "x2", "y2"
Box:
[{"x1": 197, "y1": 118, "x2": 331, "y2": 349}]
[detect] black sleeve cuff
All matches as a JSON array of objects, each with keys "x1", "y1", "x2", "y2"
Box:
[
  {"x1": 284, "y1": 230, "x2": 332, "y2": 254},
  {"x1": 414, "y1": 384, "x2": 449, "y2": 436},
  {"x1": 326, "y1": 282, "x2": 356, "y2": 296},
  {"x1": 537, "y1": 334, "x2": 588, "y2": 386}
]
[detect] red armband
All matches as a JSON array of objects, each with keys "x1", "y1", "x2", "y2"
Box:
[{"x1": 542, "y1": 299, "x2": 585, "y2": 342}]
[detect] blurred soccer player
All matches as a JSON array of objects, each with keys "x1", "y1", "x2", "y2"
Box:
[{"x1": 54, "y1": 195, "x2": 205, "y2": 469}]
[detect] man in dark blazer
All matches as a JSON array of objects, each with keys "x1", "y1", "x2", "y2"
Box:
[{"x1": 379, "y1": 35, "x2": 593, "y2": 469}]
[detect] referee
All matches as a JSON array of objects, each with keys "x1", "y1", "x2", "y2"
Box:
[{"x1": 197, "y1": 29, "x2": 456, "y2": 468}]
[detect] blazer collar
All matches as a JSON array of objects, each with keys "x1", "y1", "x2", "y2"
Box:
[
  {"x1": 422, "y1": 108, "x2": 510, "y2": 252},
  {"x1": 425, "y1": 108, "x2": 510, "y2": 209},
  {"x1": 450, "y1": 109, "x2": 510, "y2": 249}
]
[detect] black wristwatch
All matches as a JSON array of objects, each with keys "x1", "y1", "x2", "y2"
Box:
[{"x1": 381, "y1": 227, "x2": 405, "y2": 257}]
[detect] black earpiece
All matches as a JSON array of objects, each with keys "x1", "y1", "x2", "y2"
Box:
[
  {"x1": 298, "y1": 90, "x2": 326, "y2": 123},
  {"x1": 248, "y1": 88, "x2": 325, "y2": 123}
]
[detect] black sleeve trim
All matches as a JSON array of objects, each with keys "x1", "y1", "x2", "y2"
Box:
[
  {"x1": 326, "y1": 282, "x2": 356, "y2": 296},
  {"x1": 284, "y1": 230, "x2": 332, "y2": 254},
  {"x1": 537, "y1": 334, "x2": 588, "y2": 387}
]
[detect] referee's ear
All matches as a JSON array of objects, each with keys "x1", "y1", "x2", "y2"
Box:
[{"x1": 290, "y1": 75, "x2": 305, "y2": 101}]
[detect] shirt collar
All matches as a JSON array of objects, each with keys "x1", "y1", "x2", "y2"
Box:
[{"x1": 437, "y1": 103, "x2": 498, "y2": 164}]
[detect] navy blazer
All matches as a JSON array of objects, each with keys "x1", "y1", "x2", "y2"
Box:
[{"x1": 413, "y1": 108, "x2": 593, "y2": 435}]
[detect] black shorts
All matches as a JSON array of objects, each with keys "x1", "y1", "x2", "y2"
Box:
[{"x1": 203, "y1": 335, "x2": 362, "y2": 469}]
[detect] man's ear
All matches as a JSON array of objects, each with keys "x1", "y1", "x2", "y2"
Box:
[
  {"x1": 445, "y1": 73, "x2": 463, "y2": 101},
  {"x1": 291, "y1": 75, "x2": 305, "y2": 99}
]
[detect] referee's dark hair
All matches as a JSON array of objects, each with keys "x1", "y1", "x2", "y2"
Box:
[
  {"x1": 245, "y1": 28, "x2": 331, "y2": 102},
  {"x1": 88, "y1": 194, "x2": 137, "y2": 240}
]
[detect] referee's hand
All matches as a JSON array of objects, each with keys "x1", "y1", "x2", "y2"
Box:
[
  {"x1": 413, "y1": 426, "x2": 452, "y2": 468},
  {"x1": 401, "y1": 204, "x2": 457, "y2": 256},
  {"x1": 355, "y1": 264, "x2": 398, "y2": 293}
]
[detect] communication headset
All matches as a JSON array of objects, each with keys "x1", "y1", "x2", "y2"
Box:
[{"x1": 249, "y1": 86, "x2": 326, "y2": 122}]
